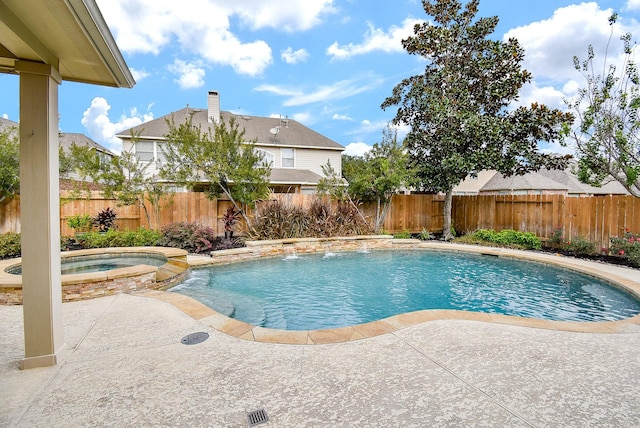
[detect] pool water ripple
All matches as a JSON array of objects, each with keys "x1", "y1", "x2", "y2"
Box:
[{"x1": 172, "y1": 250, "x2": 640, "y2": 330}]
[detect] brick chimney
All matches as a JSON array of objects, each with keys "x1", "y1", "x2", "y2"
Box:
[{"x1": 207, "y1": 91, "x2": 220, "y2": 124}]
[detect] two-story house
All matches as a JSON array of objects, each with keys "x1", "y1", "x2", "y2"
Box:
[{"x1": 116, "y1": 91, "x2": 345, "y2": 194}]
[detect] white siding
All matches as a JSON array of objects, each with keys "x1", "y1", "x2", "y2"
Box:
[{"x1": 258, "y1": 144, "x2": 342, "y2": 176}]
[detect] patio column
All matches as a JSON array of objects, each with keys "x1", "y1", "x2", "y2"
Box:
[{"x1": 16, "y1": 60, "x2": 65, "y2": 369}]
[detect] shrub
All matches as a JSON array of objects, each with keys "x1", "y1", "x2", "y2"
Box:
[
  {"x1": 549, "y1": 227, "x2": 564, "y2": 247},
  {"x1": 610, "y1": 231, "x2": 640, "y2": 266},
  {"x1": 78, "y1": 228, "x2": 162, "y2": 249},
  {"x1": 251, "y1": 198, "x2": 372, "y2": 240},
  {"x1": 418, "y1": 228, "x2": 434, "y2": 240},
  {"x1": 393, "y1": 230, "x2": 412, "y2": 239},
  {"x1": 67, "y1": 214, "x2": 93, "y2": 232},
  {"x1": 158, "y1": 222, "x2": 217, "y2": 254},
  {"x1": 563, "y1": 236, "x2": 596, "y2": 255},
  {"x1": 93, "y1": 207, "x2": 116, "y2": 232},
  {"x1": 0, "y1": 232, "x2": 21, "y2": 259},
  {"x1": 222, "y1": 206, "x2": 240, "y2": 232},
  {"x1": 461, "y1": 229, "x2": 542, "y2": 250}
]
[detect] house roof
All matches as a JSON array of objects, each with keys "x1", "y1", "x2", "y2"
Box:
[
  {"x1": 481, "y1": 171, "x2": 569, "y2": 192},
  {"x1": 117, "y1": 108, "x2": 345, "y2": 151},
  {"x1": 0, "y1": 117, "x2": 18, "y2": 133},
  {"x1": 269, "y1": 168, "x2": 324, "y2": 185},
  {"x1": 1, "y1": 118, "x2": 113, "y2": 155},
  {"x1": 478, "y1": 168, "x2": 630, "y2": 195},
  {"x1": 0, "y1": 0, "x2": 134, "y2": 88},
  {"x1": 58, "y1": 132, "x2": 116, "y2": 156}
]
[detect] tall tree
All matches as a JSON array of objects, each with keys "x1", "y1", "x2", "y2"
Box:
[
  {"x1": 100, "y1": 147, "x2": 167, "y2": 228},
  {"x1": 0, "y1": 125, "x2": 19, "y2": 205},
  {"x1": 342, "y1": 125, "x2": 410, "y2": 232},
  {"x1": 565, "y1": 14, "x2": 640, "y2": 197},
  {"x1": 59, "y1": 141, "x2": 106, "y2": 199},
  {"x1": 382, "y1": 0, "x2": 572, "y2": 240},
  {"x1": 160, "y1": 114, "x2": 271, "y2": 230}
]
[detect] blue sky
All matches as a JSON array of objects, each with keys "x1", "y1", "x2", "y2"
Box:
[{"x1": 1, "y1": 0, "x2": 639, "y2": 156}]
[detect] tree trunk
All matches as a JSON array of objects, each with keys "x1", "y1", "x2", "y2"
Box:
[{"x1": 442, "y1": 189, "x2": 454, "y2": 241}]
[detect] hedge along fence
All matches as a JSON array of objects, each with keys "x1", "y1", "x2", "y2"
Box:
[{"x1": 0, "y1": 192, "x2": 638, "y2": 248}]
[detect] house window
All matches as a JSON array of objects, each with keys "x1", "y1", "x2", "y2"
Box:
[
  {"x1": 282, "y1": 148, "x2": 295, "y2": 168},
  {"x1": 156, "y1": 142, "x2": 168, "y2": 163},
  {"x1": 255, "y1": 149, "x2": 274, "y2": 167},
  {"x1": 135, "y1": 141, "x2": 154, "y2": 162}
]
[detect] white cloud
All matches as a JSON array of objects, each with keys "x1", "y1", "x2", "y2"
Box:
[
  {"x1": 168, "y1": 59, "x2": 206, "y2": 89},
  {"x1": 625, "y1": 0, "x2": 640, "y2": 11},
  {"x1": 1, "y1": 113, "x2": 7, "y2": 119},
  {"x1": 96, "y1": 0, "x2": 333, "y2": 76},
  {"x1": 281, "y1": 47, "x2": 310, "y2": 64},
  {"x1": 232, "y1": 0, "x2": 336, "y2": 32},
  {"x1": 513, "y1": 82, "x2": 567, "y2": 111},
  {"x1": 504, "y1": 2, "x2": 639, "y2": 84},
  {"x1": 332, "y1": 113, "x2": 353, "y2": 121},
  {"x1": 327, "y1": 18, "x2": 423, "y2": 60},
  {"x1": 81, "y1": 97, "x2": 154, "y2": 153},
  {"x1": 291, "y1": 112, "x2": 311, "y2": 123},
  {"x1": 255, "y1": 75, "x2": 384, "y2": 106},
  {"x1": 129, "y1": 68, "x2": 150, "y2": 82},
  {"x1": 343, "y1": 142, "x2": 372, "y2": 157}
]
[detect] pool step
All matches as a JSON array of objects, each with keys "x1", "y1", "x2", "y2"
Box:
[{"x1": 156, "y1": 261, "x2": 188, "y2": 282}]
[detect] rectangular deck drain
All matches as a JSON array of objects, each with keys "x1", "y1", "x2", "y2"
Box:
[{"x1": 247, "y1": 409, "x2": 269, "y2": 426}]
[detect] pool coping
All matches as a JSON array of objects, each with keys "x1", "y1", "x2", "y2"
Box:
[
  {"x1": 140, "y1": 239, "x2": 640, "y2": 345},
  {"x1": 0, "y1": 247, "x2": 189, "y2": 304}
]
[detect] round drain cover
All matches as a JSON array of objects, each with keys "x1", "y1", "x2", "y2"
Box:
[{"x1": 181, "y1": 332, "x2": 209, "y2": 345}]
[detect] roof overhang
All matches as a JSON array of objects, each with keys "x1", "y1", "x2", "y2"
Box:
[{"x1": 0, "y1": 0, "x2": 134, "y2": 88}]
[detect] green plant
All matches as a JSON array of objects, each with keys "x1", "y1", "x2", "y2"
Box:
[
  {"x1": 93, "y1": 207, "x2": 117, "y2": 232},
  {"x1": 461, "y1": 229, "x2": 542, "y2": 250},
  {"x1": 549, "y1": 227, "x2": 564, "y2": 247},
  {"x1": 77, "y1": 228, "x2": 161, "y2": 249},
  {"x1": 610, "y1": 230, "x2": 640, "y2": 266},
  {"x1": 393, "y1": 230, "x2": 412, "y2": 239},
  {"x1": 418, "y1": 228, "x2": 434, "y2": 241},
  {"x1": 563, "y1": 236, "x2": 596, "y2": 255},
  {"x1": 158, "y1": 222, "x2": 217, "y2": 254},
  {"x1": 66, "y1": 215, "x2": 94, "y2": 233},
  {"x1": 0, "y1": 232, "x2": 21, "y2": 259}
]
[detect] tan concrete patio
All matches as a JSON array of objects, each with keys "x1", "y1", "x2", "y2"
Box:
[{"x1": 2, "y1": 247, "x2": 640, "y2": 427}]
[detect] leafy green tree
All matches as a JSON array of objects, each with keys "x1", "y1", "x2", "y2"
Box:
[
  {"x1": 316, "y1": 160, "x2": 349, "y2": 201},
  {"x1": 160, "y1": 114, "x2": 271, "y2": 230},
  {"x1": 342, "y1": 125, "x2": 410, "y2": 232},
  {"x1": 565, "y1": 14, "x2": 640, "y2": 197},
  {"x1": 100, "y1": 146, "x2": 168, "y2": 228},
  {"x1": 381, "y1": 0, "x2": 573, "y2": 240},
  {"x1": 59, "y1": 142, "x2": 106, "y2": 199},
  {"x1": 0, "y1": 125, "x2": 19, "y2": 204}
]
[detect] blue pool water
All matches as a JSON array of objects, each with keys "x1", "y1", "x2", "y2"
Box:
[
  {"x1": 171, "y1": 250, "x2": 640, "y2": 330},
  {"x1": 7, "y1": 255, "x2": 166, "y2": 275}
]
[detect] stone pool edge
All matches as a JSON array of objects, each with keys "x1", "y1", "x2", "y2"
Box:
[
  {"x1": 0, "y1": 247, "x2": 189, "y2": 304},
  {"x1": 140, "y1": 238, "x2": 640, "y2": 345}
]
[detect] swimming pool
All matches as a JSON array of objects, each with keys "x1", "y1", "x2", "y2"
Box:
[
  {"x1": 6, "y1": 254, "x2": 167, "y2": 275},
  {"x1": 171, "y1": 250, "x2": 640, "y2": 330}
]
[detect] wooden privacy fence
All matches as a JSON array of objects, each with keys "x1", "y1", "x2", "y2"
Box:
[
  {"x1": 452, "y1": 194, "x2": 640, "y2": 248},
  {"x1": 0, "y1": 192, "x2": 638, "y2": 248}
]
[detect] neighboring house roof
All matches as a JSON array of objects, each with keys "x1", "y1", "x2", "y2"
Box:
[
  {"x1": 58, "y1": 132, "x2": 116, "y2": 156},
  {"x1": 269, "y1": 168, "x2": 324, "y2": 185},
  {"x1": 117, "y1": 108, "x2": 344, "y2": 151},
  {"x1": 536, "y1": 168, "x2": 630, "y2": 195},
  {"x1": 452, "y1": 170, "x2": 497, "y2": 194},
  {"x1": 475, "y1": 168, "x2": 630, "y2": 195},
  {"x1": 0, "y1": 117, "x2": 18, "y2": 133},
  {"x1": 480, "y1": 171, "x2": 569, "y2": 192}
]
